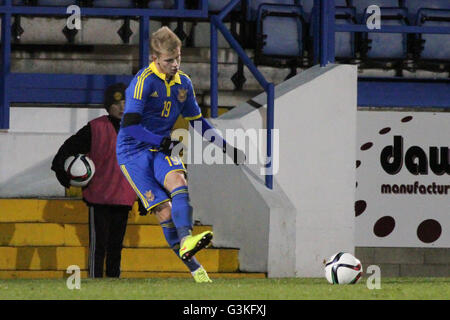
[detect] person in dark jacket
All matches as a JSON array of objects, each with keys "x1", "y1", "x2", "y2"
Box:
[{"x1": 51, "y1": 83, "x2": 136, "y2": 278}]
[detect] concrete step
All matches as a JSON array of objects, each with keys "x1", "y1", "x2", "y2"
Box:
[
  {"x1": 0, "y1": 198, "x2": 158, "y2": 224},
  {"x1": 0, "y1": 246, "x2": 238, "y2": 272},
  {"x1": 0, "y1": 222, "x2": 212, "y2": 247},
  {"x1": 0, "y1": 270, "x2": 266, "y2": 280}
]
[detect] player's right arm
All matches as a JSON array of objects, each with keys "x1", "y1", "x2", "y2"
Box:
[{"x1": 120, "y1": 73, "x2": 165, "y2": 146}]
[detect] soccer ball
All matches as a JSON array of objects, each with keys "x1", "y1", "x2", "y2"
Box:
[
  {"x1": 64, "y1": 154, "x2": 95, "y2": 187},
  {"x1": 324, "y1": 252, "x2": 362, "y2": 284}
]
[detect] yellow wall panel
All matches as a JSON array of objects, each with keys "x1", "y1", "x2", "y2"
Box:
[
  {"x1": 64, "y1": 224, "x2": 89, "y2": 247},
  {"x1": 123, "y1": 225, "x2": 212, "y2": 248},
  {"x1": 127, "y1": 203, "x2": 159, "y2": 225},
  {"x1": 121, "y1": 248, "x2": 187, "y2": 272},
  {"x1": 0, "y1": 247, "x2": 58, "y2": 270},
  {"x1": 38, "y1": 200, "x2": 88, "y2": 223},
  {"x1": 120, "y1": 248, "x2": 238, "y2": 273},
  {"x1": 57, "y1": 247, "x2": 88, "y2": 270},
  {"x1": 123, "y1": 225, "x2": 166, "y2": 248},
  {"x1": 0, "y1": 199, "x2": 41, "y2": 222},
  {"x1": 0, "y1": 246, "x2": 238, "y2": 273},
  {"x1": 0, "y1": 223, "x2": 64, "y2": 246},
  {"x1": 0, "y1": 199, "x2": 87, "y2": 223}
]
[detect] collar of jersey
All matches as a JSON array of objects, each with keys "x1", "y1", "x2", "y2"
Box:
[{"x1": 150, "y1": 62, "x2": 181, "y2": 85}]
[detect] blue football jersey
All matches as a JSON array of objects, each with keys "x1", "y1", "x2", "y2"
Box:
[{"x1": 117, "y1": 62, "x2": 202, "y2": 164}]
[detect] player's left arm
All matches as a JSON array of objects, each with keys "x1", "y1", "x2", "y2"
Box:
[
  {"x1": 182, "y1": 78, "x2": 246, "y2": 165},
  {"x1": 120, "y1": 76, "x2": 166, "y2": 146}
]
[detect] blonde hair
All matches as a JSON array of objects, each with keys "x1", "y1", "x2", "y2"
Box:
[{"x1": 150, "y1": 26, "x2": 182, "y2": 57}]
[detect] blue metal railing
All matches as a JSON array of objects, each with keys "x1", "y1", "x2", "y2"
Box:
[
  {"x1": 317, "y1": 0, "x2": 450, "y2": 65},
  {"x1": 0, "y1": 0, "x2": 208, "y2": 129},
  {"x1": 210, "y1": 0, "x2": 275, "y2": 189},
  {"x1": 316, "y1": 0, "x2": 450, "y2": 107},
  {"x1": 0, "y1": 3, "x2": 11, "y2": 130}
]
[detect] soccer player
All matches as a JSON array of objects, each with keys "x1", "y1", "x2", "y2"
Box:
[{"x1": 116, "y1": 26, "x2": 245, "y2": 283}]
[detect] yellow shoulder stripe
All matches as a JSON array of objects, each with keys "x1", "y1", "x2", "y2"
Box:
[
  {"x1": 184, "y1": 113, "x2": 202, "y2": 121},
  {"x1": 179, "y1": 71, "x2": 196, "y2": 97},
  {"x1": 134, "y1": 67, "x2": 153, "y2": 100},
  {"x1": 179, "y1": 71, "x2": 191, "y2": 81}
]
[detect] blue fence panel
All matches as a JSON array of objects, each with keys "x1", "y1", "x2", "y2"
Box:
[
  {"x1": 358, "y1": 78, "x2": 450, "y2": 108},
  {"x1": 9, "y1": 73, "x2": 134, "y2": 104}
]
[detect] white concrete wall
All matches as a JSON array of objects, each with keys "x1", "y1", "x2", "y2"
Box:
[
  {"x1": 189, "y1": 64, "x2": 357, "y2": 277},
  {"x1": 188, "y1": 157, "x2": 298, "y2": 274},
  {"x1": 0, "y1": 107, "x2": 106, "y2": 197}
]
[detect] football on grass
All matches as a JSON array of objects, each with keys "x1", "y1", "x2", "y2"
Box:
[
  {"x1": 64, "y1": 154, "x2": 95, "y2": 187},
  {"x1": 324, "y1": 252, "x2": 362, "y2": 284}
]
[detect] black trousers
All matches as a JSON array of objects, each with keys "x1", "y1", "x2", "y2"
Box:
[{"x1": 88, "y1": 204, "x2": 129, "y2": 278}]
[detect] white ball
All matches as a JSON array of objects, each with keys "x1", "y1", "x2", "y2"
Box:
[
  {"x1": 324, "y1": 252, "x2": 362, "y2": 284},
  {"x1": 64, "y1": 154, "x2": 95, "y2": 187}
]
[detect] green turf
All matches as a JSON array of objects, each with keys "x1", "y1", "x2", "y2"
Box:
[{"x1": 0, "y1": 277, "x2": 449, "y2": 300}]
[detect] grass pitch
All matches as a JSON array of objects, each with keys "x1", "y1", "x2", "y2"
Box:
[{"x1": 0, "y1": 277, "x2": 448, "y2": 300}]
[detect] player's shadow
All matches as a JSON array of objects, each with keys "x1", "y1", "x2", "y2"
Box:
[
  {"x1": 10, "y1": 192, "x2": 88, "y2": 273},
  {"x1": 0, "y1": 224, "x2": 16, "y2": 247},
  {"x1": 124, "y1": 201, "x2": 142, "y2": 248},
  {"x1": 14, "y1": 247, "x2": 58, "y2": 271},
  {"x1": 11, "y1": 199, "x2": 86, "y2": 273},
  {"x1": 1, "y1": 210, "x2": 58, "y2": 272},
  {"x1": 43, "y1": 198, "x2": 89, "y2": 271},
  {"x1": 0, "y1": 156, "x2": 60, "y2": 272},
  {"x1": 1, "y1": 162, "x2": 139, "y2": 274}
]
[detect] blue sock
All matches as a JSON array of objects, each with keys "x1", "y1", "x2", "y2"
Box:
[
  {"x1": 170, "y1": 186, "x2": 193, "y2": 240},
  {"x1": 160, "y1": 219, "x2": 201, "y2": 272}
]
